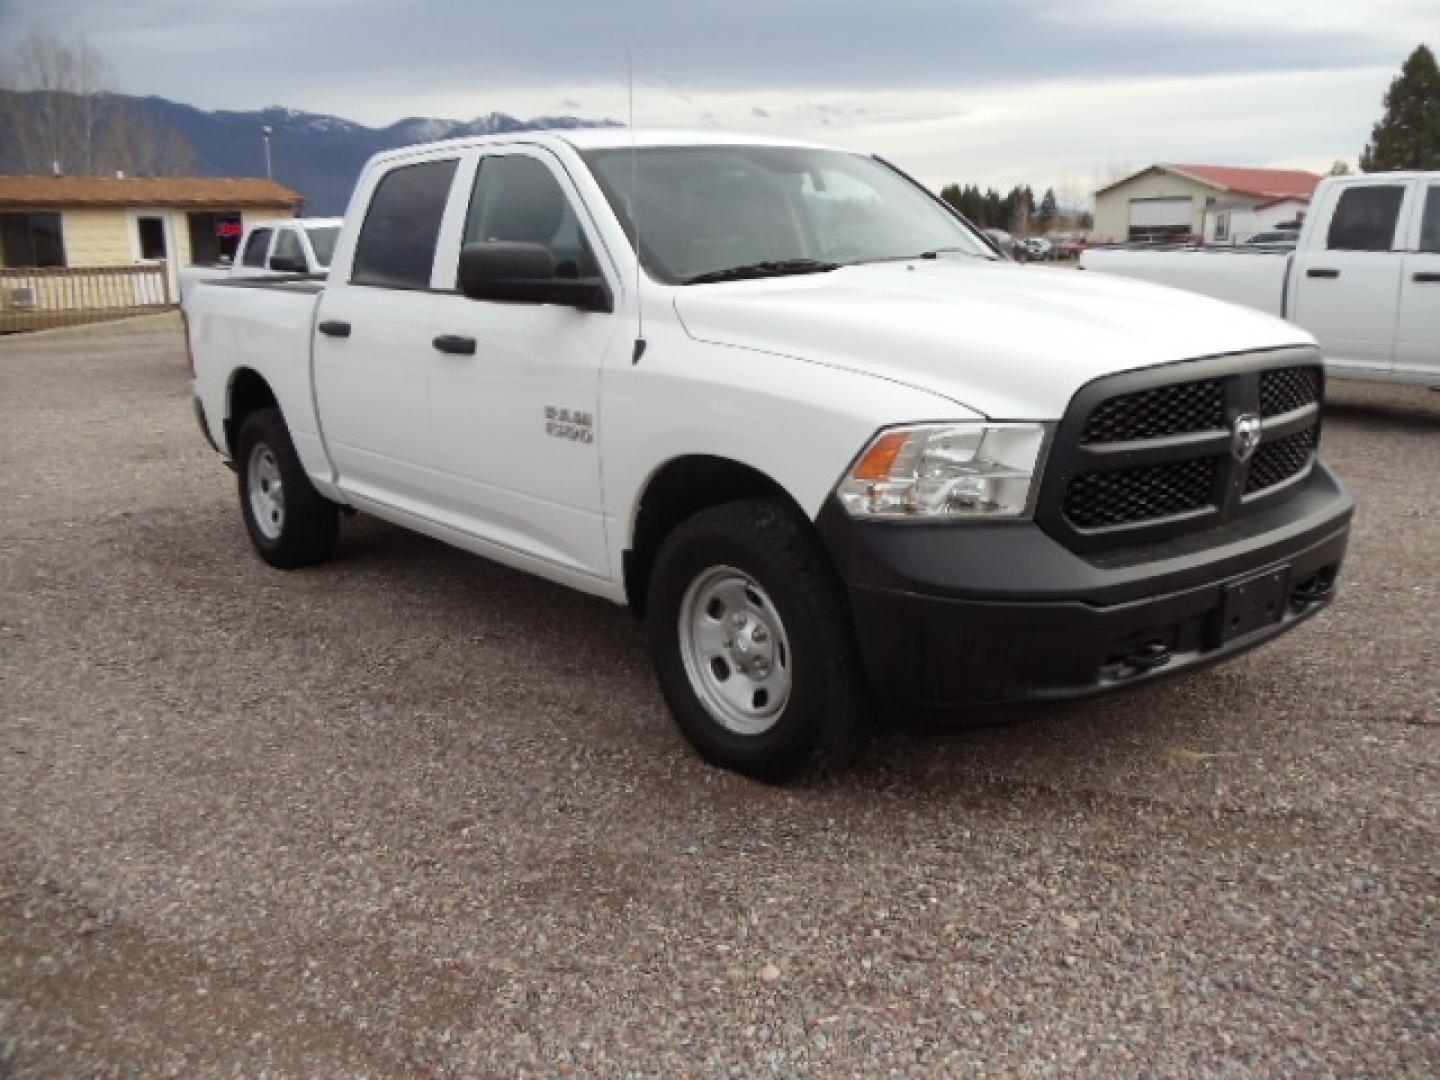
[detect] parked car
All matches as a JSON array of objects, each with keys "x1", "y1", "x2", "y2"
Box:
[
  {"x1": 981, "y1": 227, "x2": 1025, "y2": 261},
  {"x1": 1021, "y1": 237, "x2": 1053, "y2": 259},
  {"x1": 1081, "y1": 172, "x2": 1439, "y2": 384},
  {"x1": 179, "y1": 218, "x2": 342, "y2": 308},
  {"x1": 186, "y1": 131, "x2": 1352, "y2": 780}
]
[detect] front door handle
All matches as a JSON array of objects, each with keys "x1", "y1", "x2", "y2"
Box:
[
  {"x1": 318, "y1": 319, "x2": 351, "y2": 337},
  {"x1": 1413, "y1": 271, "x2": 1440, "y2": 283},
  {"x1": 1306, "y1": 267, "x2": 1340, "y2": 279},
  {"x1": 432, "y1": 334, "x2": 476, "y2": 356}
]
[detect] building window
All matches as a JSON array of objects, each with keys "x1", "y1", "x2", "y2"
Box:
[
  {"x1": 187, "y1": 212, "x2": 243, "y2": 265},
  {"x1": 137, "y1": 216, "x2": 168, "y2": 260},
  {"x1": 0, "y1": 212, "x2": 67, "y2": 268}
]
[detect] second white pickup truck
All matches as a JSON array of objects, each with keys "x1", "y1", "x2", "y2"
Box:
[
  {"x1": 1082, "y1": 172, "x2": 1440, "y2": 385},
  {"x1": 179, "y1": 217, "x2": 342, "y2": 308},
  {"x1": 187, "y1": 130, "x2": 1353, "y2": 780}
]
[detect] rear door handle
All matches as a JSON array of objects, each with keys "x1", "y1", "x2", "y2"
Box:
[
  {"x1": 432, "y1": 334, "x2": 476, "y2": 355},
  {"x1": 1306, "y1": 267, "x2": 1340, "y2": 279},
  {"x1": 1413, "y1": 271, "x2": 1440, "y2": 283},
  {"x1": 318, "y1": 319, "x2": 351, "y2": 338}
]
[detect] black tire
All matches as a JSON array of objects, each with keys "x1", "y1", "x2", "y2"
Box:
[
  {"x1": 236, "y1": 407, "x2": 338, "y2": 569},
  {"x1": 647, "y1": 498, "x2": 871, "y2": 782}
]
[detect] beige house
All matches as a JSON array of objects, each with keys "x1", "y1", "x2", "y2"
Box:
[
  {"x1": 0, "y1": 176, "x2": 305, "y2": 319},
  {"x1": 1093, "y1": 164, "x2": 1321, "y2": 244}
]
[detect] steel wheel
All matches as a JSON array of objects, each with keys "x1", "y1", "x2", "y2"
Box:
[
  {"x1": 246, "y1": 441, "x2": 285, "y2": 541},
  {"x1": 678, "y1": 565, "x2": 793, "y2": 735}
]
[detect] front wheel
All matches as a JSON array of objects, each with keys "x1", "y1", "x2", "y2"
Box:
[
  {"x1": 236, "y1": 407, "x2": 338, "y2": 569},
  {"x1": 647, "y1": 499, "x2": 871, "y2": 781}
]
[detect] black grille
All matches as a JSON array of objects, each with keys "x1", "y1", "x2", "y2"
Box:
[
  {"x1": 1080, "y1": 380, "x2": 1224, "y2": 443},
  {"x1": 1259, "y1": 366, "x2": 1322, "y2": 417},
  {"x1": 1040, "y1": 351, "x2": 1326, "y2": 551},
  {"x1": 1063, "y1": 457, "x2": 1217, "y2": 528},
  {"x1": 1245, "y1": 428, "x2": 1317, "y2": 494}
]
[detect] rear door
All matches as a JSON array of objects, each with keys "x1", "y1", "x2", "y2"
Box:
[
  {"x1": 312, "y1": 152, "x2": 460, "y2": 507},
  {"x1": 1289, "y1": 179, "x2": 1410, "y2": 373},
  {"x1": 1395, "y1": 180, "x2": 1440, "y2": 379},
  {"x1": 424, "y1": 147, "x2": 621, "y2": 579}
]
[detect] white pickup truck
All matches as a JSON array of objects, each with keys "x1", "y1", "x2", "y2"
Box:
[
  {"x1": 179, "y1": 217, "x2": 342, "y2": 308},
  {"x1": 1082, "y1": 172, "x2": 1440, "y2": 385},
  {"x1": 187, "y1": 131, "x2": 1353, "y2": 780}
]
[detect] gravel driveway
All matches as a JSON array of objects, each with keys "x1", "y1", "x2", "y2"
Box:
[{"x1": 1, "y1": 315, "x2": 1436, "y2": 1077}]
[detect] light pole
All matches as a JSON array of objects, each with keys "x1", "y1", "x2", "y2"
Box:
[{"x1": 261, "y1": 125, "x2": 273, "y2": 180}]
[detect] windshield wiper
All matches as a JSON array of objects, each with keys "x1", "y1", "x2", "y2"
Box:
[
  {"x1": 850, "y1": 247, "x2": 993, "y2": 266},
  {"x1": 681, "y1": 259, "x2": 840, "y2": 285}
]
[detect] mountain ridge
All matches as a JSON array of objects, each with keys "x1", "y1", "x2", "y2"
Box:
[{"x1": 0, "y1": 91, "x2": 622, "y2": 214}]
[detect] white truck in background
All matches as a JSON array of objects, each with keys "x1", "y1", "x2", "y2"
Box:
[
  {"x1": 185, "y1": 131, "x2": 1353, "y2": 781},
  {"x1": 179, "y1": 217, "x2": 342, "y2": 308},
  {"x1": 1081, "y1": 173, "x2": 1440, "y2": 385}
]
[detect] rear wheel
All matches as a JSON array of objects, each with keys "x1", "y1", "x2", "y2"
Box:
[
  {"x1": 648, "y1": 498, "x2": 870, "y2": 781},
  {"x1": 236, "y1": 407, "x2": 338, "y2": 569}
]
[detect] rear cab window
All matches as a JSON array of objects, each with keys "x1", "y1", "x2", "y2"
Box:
[
  {"x1": 352, "y1": 158, "x2": 460, "y2": 289},
  {"x1": 1325, "y1": 186, "x2": 1405, "y2": 251},
  {"x1": 272, "y1": 228, "x2": 304, "y2": 265},
  {"x1": 241, "y1": 228, "x2": 273, "y2": 267}
]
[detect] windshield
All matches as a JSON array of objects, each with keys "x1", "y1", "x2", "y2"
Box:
[
  {"x1": 583, "y1": 145, "x2": 992, "y2": 284},
  {"x1": 305, "y1": 226, "x2": 340, "y2": 268}
]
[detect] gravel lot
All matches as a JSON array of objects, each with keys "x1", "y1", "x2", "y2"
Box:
[{"x1": 1, "y1": 314, "x2": 1436, "y2": 1077}]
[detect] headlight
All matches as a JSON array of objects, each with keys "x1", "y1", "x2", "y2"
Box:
[{"x1": 835, "y1": 422, "x2": 1051, "y2": 520}]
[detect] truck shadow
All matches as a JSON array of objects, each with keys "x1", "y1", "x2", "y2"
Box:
[{"x1": 329, "y1": 512, "x2": 1254, "y2": 808}]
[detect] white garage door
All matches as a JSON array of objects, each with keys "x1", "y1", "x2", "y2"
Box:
[{"x1": 1129, "y1": 196, "x2": 1193, "y2": 229}]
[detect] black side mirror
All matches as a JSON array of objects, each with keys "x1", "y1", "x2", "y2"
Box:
[
  {"x1": 458, "y1": 242, "x2": 612, "y2": 312},
  {"x1": 269, "y1": 253, "x2": 307, "y2": 273}
]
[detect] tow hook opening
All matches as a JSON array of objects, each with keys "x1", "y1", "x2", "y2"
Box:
[
  {"x1": 1290, "y1": 566, "x2": 1337, "y2": 611},
  {"x1": 1102, "y1": 638, "x2": 1174, "y2": 681}
]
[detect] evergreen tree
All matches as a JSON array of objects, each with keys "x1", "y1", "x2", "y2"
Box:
[
  {"x1": 1359, "y1": 43, "x2": 1440, "y2": 171},
  {"x1": 1037, "y1": 188, "x2": 1059, "y2": 228}
]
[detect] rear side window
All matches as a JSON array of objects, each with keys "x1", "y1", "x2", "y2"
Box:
[
  {"x1": 241, "y1": 228, "x2": 272, "y2": 267},
  {"x1": 1419, "y1": 186, "x2": 1440, "y2": 253},
  {"x1": 1325, "y1": 186, "x2": 1404, "y2": 251},
  {"x1": 352, "y1": 158, "x2": 459, "y2": 288}
]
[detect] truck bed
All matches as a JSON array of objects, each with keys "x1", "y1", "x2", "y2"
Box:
[{"x1": 1080, "y1": 247, "x2": 1292, "y2": 318}]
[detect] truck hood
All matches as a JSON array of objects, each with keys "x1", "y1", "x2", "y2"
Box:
[{"x1": 671, "y1": 259, "x2": 1313, "y2": 419}]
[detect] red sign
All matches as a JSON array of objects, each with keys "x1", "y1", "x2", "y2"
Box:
[{"x1": 216, "y1": 221, "x2": 243, "y2": 239}]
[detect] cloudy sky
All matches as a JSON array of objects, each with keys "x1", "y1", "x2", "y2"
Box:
[{"x1": 0, "y1": 0, "x2": 1432, "y2": 200}]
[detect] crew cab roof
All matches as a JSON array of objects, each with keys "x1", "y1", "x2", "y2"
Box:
[{"x1": 365, "y1": 128, "x2": 845, "y2": 169}]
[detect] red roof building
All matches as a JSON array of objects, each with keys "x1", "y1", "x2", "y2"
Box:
[{"x1": 1093, "y1": 163, "x2": 1323, "y2": 244}]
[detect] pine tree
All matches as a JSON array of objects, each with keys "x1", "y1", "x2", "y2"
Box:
[
  {"x1": 1037, "y1": 188, "x2": 1059, "y2": 228},
  {"x1": 1359, "y1": 44, "x2": 1440, "y2": 171}
]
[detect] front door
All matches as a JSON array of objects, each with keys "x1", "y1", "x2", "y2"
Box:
[
  {"x1": 1396, "y1": 181, "x2": 1440, "y2": 379},
  {"x1": 425, "y1": 148, "x2": 620, "y2": 579},
  {"x1": 1289, "y1": 179, "x2": 1409, "y2": 373}
]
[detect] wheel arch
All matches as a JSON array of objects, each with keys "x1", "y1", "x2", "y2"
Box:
[
  {"x1": 224, "y1": 367, "x2": 279, "y2": 456},
  {"x1": 623, "y1": 454, "x2": 828, "y2": 616}
]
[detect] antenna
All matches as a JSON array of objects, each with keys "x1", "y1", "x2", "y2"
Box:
[{"x1": 628, "y1": 52, "x2": 646, "y2": 364}]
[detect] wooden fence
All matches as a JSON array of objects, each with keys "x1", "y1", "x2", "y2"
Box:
[{"x1": 0, "y1": 263, "x2": 174, "y2": 334}]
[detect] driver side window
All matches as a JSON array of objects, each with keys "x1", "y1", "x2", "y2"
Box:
[{"x1": 463, "y1": 155, "x2": 598, "y2": 279}]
